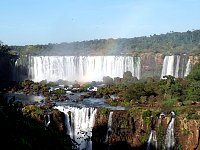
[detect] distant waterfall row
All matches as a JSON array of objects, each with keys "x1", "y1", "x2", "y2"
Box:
[
  {"x1": 28, "y1": 56, "x2": 141, "y2": 82},
  {"x1": 161, "y1": 55, "x2": 191, "y2": 79},
  {"x1": 14, "y1": 55, "x2": 192, "y2": 82}
]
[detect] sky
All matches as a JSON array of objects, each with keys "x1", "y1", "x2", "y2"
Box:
[{"x1": 0, "y1": 0, "x2": 200, "y2": 46}]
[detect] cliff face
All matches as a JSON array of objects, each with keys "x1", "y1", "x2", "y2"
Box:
[
  {"x1": 140, "y1": 53, "x2": 200, "y2": 79},
  {"x1": 140, "y1": 53, "x2": 164, "y2": 79},
  {"x1": 175, "y1": 117, "x2": 200, "y2": 150},
  {"x1": 0, "y1": 55, "x2": 18, "y2": 81},
  {"x1": 93, "y1": 110, "x2": 150, "y2": 150},
  {"x1": 22, "y1": 106, "x2": 200, "y2": 150},
  {"x1": 0, "y1": 55, "x2": 19, "y2": 91},
  {"x1": 92, "y1": 109, "x2": 200, "y2": 150},
  {"x1": 189, "y1": 55, "x2": 199, "y2": 65}
]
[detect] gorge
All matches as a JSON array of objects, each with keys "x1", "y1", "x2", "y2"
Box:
[
  {"x1": 0, "y1": 51, "x2": 199, "y2": 150},
  {"x1": 1, "y1": 30, "x2": 200, "y2": 150},
  {"x1": 33, "y1": 105, "x2": 199, "y2": 150},
  {"x1": 6, "y1": 52, "x2": 199, "y2": 150}
]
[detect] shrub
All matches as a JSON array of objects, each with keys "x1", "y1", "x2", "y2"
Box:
[{"x1": 98, "y1": 108, "x2": 109, "y2": 116}]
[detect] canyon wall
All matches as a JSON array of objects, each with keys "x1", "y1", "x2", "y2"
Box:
[
  {"x1": 0, "y1": 55, "x2": 18, "y2": 81},
  {"x1": 92, "y1": 109, "x2": 200, "y2": 150},
  {"x1": 29, "y1": 106, "x2": 200, "y2": 150}
]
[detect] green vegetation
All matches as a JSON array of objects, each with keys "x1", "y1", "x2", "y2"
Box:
[
  {"x1": 98, "y1": 108, "x2": 109, "y2": 116},
  {"x1": 0, "y1": 94, "x2": 73, "y2": 149},
  {"x1": 182, "y1": 128, "x2": 190, "y2": 136},
  {"x1": 127, "y1": 107, "x2": 141, "y2": 117},
  {"x1": 142, "y1": 110, "x2": 152, "y2": 125},
  {"x1": 140, "y1": 131, "x2": 150, "y2": 144},
  {"x1": 22, "y1": 105, "x2": 44, "y2": 117},
  {"x1": 161, "y1": 98, "x2": 177, "y2": 109},
  {"x1": 157, "y1": 126, "x2": 166, "y2": 149},
  {"x1": 0, "y1": 43, "x2": 16, "y2": 55},
  {"x1": 175, "y1": 144, "x2": 183, "y2": 150},
  {"x1": 94, "y1": 61, "x2": 200, "y2": 118},
  {"x1": 186, "y1": 108, "x2": 200, "y2": 120},
  {"x1": 9, "y1": 29, "x2": 200, "y2": 55}
]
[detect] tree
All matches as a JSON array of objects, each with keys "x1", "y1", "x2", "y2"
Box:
[
  {"x1": 186, "y1": 81, "x2": 200, "y2": 101},
  {"x1": 187, "y1": 62, "x2": 200, "y2": 81},
  {"x1": 123, "y1": 82, "x2": 145, "y2": 102},
  {"x1": 0, "y1": 43, "x2": 11, "y2": 54}
]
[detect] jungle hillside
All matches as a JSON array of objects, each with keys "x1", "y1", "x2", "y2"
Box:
[{"x1": 9, "y1": 29, "x2": 200, "y2": 56}]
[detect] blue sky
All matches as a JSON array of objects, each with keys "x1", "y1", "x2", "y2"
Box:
[{"x1": 0, "y1": 0, "x2": 200, "y2": 45}]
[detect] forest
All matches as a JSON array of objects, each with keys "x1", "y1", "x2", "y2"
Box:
[{"x1": 7, "y1": 29, "x2": 200, "y2": 56}]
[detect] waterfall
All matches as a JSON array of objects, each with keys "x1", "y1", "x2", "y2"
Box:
[
  {"x1": 44, "y1": 114, "x2": 50, "y2": 127},
  {"x1": 147, "y1": 130, "x2": 157, "y2": 150},
  {"x1": 54, "y1": 105, "x2": 97, "y2": 150},
  {"x1": 28, "y1": 56, "x2": 141, "y2": 82},
  {"x1": 174, "y1": 55, "x2": 180, "y2": 78},
  {"x1": 161, "y1": 55, "x2": 174, "y2": 79},
  {"x1": 164, "y1": 112, "x2": 175, "y2": 150},
  {"x1": 147, "y1": 115, "x2": 158, "y2": 150},
  {"x1": 44, "y1": 109, "x2": 51, "y2": 128},
  {"x1": 184, "y1": 59, "x2": 192, "y2": 77},
  {"x1": 161, "y1": 55, "x2": 191, "y2": 79},
  {"x1": 105, "y1": 111, "x2": 113, "y2": 142}
]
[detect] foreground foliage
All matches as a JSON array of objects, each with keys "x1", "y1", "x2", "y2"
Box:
[
  {"x1": 96, "y1": 62, "x2": 200, "y2": 113},
  {"x1": 0, "y1": 94, "x2": 72, "y2": 150}
]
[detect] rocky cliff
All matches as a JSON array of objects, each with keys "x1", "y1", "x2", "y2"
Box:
[
  {"x1": 21, "y1": 105, "x2": 200, "y2": 150},
  {"x1": 0, "y1": 55, "x2": 18, "y2": 81},
  {"x1": 92, "y1": 109, "x2": 200, "y2": 150}
]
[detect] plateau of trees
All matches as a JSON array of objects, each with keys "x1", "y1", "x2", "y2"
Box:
[
  {"x1": 97, "y1": 61, "x2": 200, "y2": 109},
  {"x1": 0, "y1": 42, "x2": 17, "y2": 56},
  {"x1": 10, "y1": 29, "x2": 200, "y2": 56}
]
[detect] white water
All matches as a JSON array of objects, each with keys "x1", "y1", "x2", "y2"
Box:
[
  {"x1": 147, "y1": 130, "x2": 157, "y2": 150},
  {"x1": 44, "y1": 114, "x2": 50, "y2": 127},
  {"x1": 164, "y1": 112, "x2": 175, "y2": 150},
  {"x1": 161, "y1": 55, "x2": 191, "y2": 79},
  {"x1": 54, "y1": 105, "x2": 97, "y2": 150},
  {"x1": 105, "y1": 111, "x2": 113, "y2": 142},
  {"x1": 28, "y1": 56, "x2": 141, "y2": 82},
  {"x1": 174, "y1": 55, "x2": 180, "y2": 78},
  {"x1": 184, "y1": 59, "x2": 192, "y2": 77}
]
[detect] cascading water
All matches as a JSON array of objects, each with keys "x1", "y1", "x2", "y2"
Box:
[
  {"x1": 147, "y1": 130, "x2": 157, "y2": 150},
  {"x1": 164, "y1": 112, "x2": 175, "y2": 150},
  {"x1": 161, "y1": 55, "x2": 191, "y2": 79},
  {"x1": 105, "y1": 111, "x2": 113, "y2": 142},
  {"x1": 54, "y1": 105, "x2": 97, "y2": 150},
  {"x1": 44, "y1": 109, "x2": 51, "y2": 128},
  {"x1": 44, "y1": 114, "x2": 50, "y2": 127},
  {"x1": 147, "y1": 116, "x2": 158, "y2": 150},
  {"x1": 184, "y1": 59, "x2": 192, "y2": 77},
  {"x1": 28, "y1": 56, "x2": 141, "y2": 82},
  {"x1": 161, "y1": 55, "x2": 175, "y2": 78}
]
